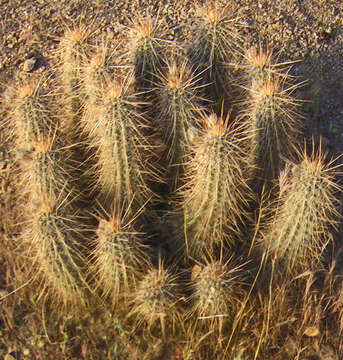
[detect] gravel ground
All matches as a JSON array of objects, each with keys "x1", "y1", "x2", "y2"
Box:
[
  {"x1": 1, "y1": 0, "x2": 343, "y2": 359},
  {"x1": 1, "y1": 0, "x2": 342, "y2": 137}
]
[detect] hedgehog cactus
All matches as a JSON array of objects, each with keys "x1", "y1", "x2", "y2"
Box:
[
  {"x1": 155, "y1": 60, "x2": 204, "y2": 189},
  {"x1": 242, "y1": 47, "x2": 293, "y2": 88},
  {"x1": 258, "y1": 147, "x2": 341, "y2": 275},
  {"x1": 91, "y1": 213, "x2": 148, "y2": 305},
  {"x1": 12, "y1": 79, "x2": 58, "y2": 148},
  {"x1": 129, "y1": 263, "x2": 182, "y2": 337},
  {"x1": 187, "y1": 1, "x2": 241, "y2": 101},
  {"x1": 83, "y1": 43, "x2": 112, "y2": 106},
  {"x1": 190, "y1": 260, "x2": 245, "y2": 335},
  {"x1": 23, "y1": 197, "x2": 88, "y2": 313},
  {"x1": 182, "y1": 112, "x2": 252, "y2": 260},
  {"x1": 81, "y1": 43, "x2": 115, "y2": 137},
  {"x1": 2, "y1": 7, "x2": 343, "y2": 359},
  {"x1": 86, "y1": 77, "x2": 159, "y2": 213},
  {"x1": 11, "y1": 78, "x2": 79, "y2": 211},
  {"x1": 126, "y1": 15, "x2": 167, "y2": 91},
  {"x1": 244, "y1": 75, "x2": 302, "y2": 188},
  {"x1": 58, "y1": 24, "x2": 90, "y2": 132},
  {"x1": 20, "y1": 136, "x2": 80, "y2": 212}
]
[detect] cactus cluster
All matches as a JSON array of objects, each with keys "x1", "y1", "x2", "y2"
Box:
[{"x1": 2, "y1": 2, "x2": 343, "y2": 359}]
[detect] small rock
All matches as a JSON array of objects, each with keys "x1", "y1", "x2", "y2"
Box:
[
  {"x1": 303, "y1": 325, "x2": 320, "y2": 337},
  {"x1": 23, "y1": 57, "x2": 36, "y2": 72},
  {"x1": 106, "y1": 28, "x2": 114, "y2": 38}
]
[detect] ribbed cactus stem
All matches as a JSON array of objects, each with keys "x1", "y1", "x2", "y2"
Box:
[
  {"x1": 191, "y1": 260, "x2": 244, "y2": 318},
  {"x1": 182, "y1": 113, "x2": 252, "y2": 260},
  {"x1": 243, "y1": 47, "x2": 293, "y2": 89},
  {"x1": 156, "y1": 60, "x2": 203, "y2": 189},
  {"x1": 187, "y1": 1, "x2": 240, "y2": 101},
  {"x1": 12, "y1": 79, "x2": 57, "y2": 148},
  {"x1": 127, "y1": 15, "x2": 166, "y2": 90},
  {"x1": 92, "y1": 214, "x2": 148, "y2": 305},
  {"x1": 259, "y1": 148, "x2": 341, "y2": 274},
  {"x1": 59, "y1": 24, "x2": 90, "y2": 132},
  {"x1": 88, "y1": 78, "x2": 158, "y2": 213},
  {"x1": 22, "y1": 136, "x2": 77, "y2": 210},
  {"x1": 25, "y1": 198, "x2": 88, "y2": 312},
  {"x1": 246, "y1": 76, "x2": 301, "y2": 186},
  {"x1": 129, "y1": 263, "x2": 181, "y2": 337},
  {"x1": 81, "y1": 43, "x2": 113, "y2": 136}
]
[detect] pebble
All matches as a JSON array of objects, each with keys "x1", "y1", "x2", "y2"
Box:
[{"x1": 23, "y1": 57, "x2": 36, "y2": 72}]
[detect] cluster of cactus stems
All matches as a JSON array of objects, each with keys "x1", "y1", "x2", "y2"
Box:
[{"x1": 4, "y1": 1, "x2": 343, "y2": 357}]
